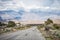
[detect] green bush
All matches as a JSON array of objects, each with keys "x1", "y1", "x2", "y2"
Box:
[
  {"x1": 53, "y1": 24, "x2": 60, "y2": 29},
  {"x1": 45, "y1": 19, "x2": 53, "y2": 25},
  {"x1": 0, "y1": 22, "x2": 6, "y2": 26},
  {"x1": 55, "y1": 31, "x2": 60, "y2": 38},
  {"x1": 7, "y1": 21, "x2": 16, "y2": 27}
]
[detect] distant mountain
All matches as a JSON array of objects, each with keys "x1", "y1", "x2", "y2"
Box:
[
  {"x1": 53, "y1": 19, "x2": 60, "y2": 24},
  {"x1": 20, "y1": 19, "x2": 60, "y2": 24},
  {"x1": 20, "y1": 20, "x2": 44, "y2": 24}
]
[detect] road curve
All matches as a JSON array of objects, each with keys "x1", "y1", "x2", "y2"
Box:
[{"x1": 0, "y1": 27, "x2": 45, "y2": 40}]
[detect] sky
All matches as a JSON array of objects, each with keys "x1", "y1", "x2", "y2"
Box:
[{"x1": 0, "y1": 0, "x2": 60, "y2": 22}]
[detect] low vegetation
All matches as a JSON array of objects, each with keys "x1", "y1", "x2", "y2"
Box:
[
  {"x1": 37, "y1": 18, "x2": 60, "y2": 40},
  {"x1": 0, "y1": 19, "x2": 60, "y2": 40},
  {"x1": 7, "y1": 21, "x2": 16, "y2": 27},
  {"x1": 0, "y1": 21, "x2": 32, "y2": 34}
]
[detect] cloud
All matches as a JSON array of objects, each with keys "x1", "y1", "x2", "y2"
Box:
[
  {"x1": 0, "y1": 0, "x2": 60, "y2": 22},
  {"x1": 40, "y1": 15, "x2": 60, "y2": 20},
  {"x1": 0, "y1": 10, "x2": 21, "y2": 21},
  {"x1": 20, "y1": 10, "x2": 60, "y2": 21},
  {"x1": 0, "y1": 0, "x2": 60, "y2": 11},
  {"x1": 21, "y1": 12, "x2": 41, "y2": 21},
  {"x1": 0, "y1": 0, "x2": 25, "y2": 11},
  {"x1": 1, "y1": 13, "x2": 11, "y2": 19}
]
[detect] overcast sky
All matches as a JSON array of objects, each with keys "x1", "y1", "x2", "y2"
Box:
[{"x1": 0, "y1": 0, "x2": 60, "y2": 21}]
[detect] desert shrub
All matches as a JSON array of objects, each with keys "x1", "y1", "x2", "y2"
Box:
[
  {"x1": 45, "y1": 19, "x2": 53, "y2": 25},
  {"x1": 53, "y1": 24, "x2": 60, "y2": 29},
  {"x1": 0, "y1": 22, "x2": 6, "y2": 26},
  {"x1": 7, "y1": 21, "x2": 16, "y2": 27},
  {"x1": 55, "y1": 31, "x2": 60, "y2": 38}
]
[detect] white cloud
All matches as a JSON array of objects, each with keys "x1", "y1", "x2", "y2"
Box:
[
  {"x1": 1, "y1": 11, "x2": 21, "y2": 20},
  {"x1": 0, "y1": 0, "x2": 24, "y2": 11},
  {"x1": 40, "y1": 15, "x2": 60, "y2": 20},
  {"x1": 20, "y1": 11, "x2": 60, "y2": 21},
  {"x1": 21, "y1": 12, "x2": 41, "y2": 21},
  {"x1": 0, "y1": 0, "x2": 60, "y2": 21},
  {"x1": 0, "y1": 0, "x2": 60, "y2": 11},
  {"x1": 1, "y1": 13, "x2": 12, "y2": 19}
]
